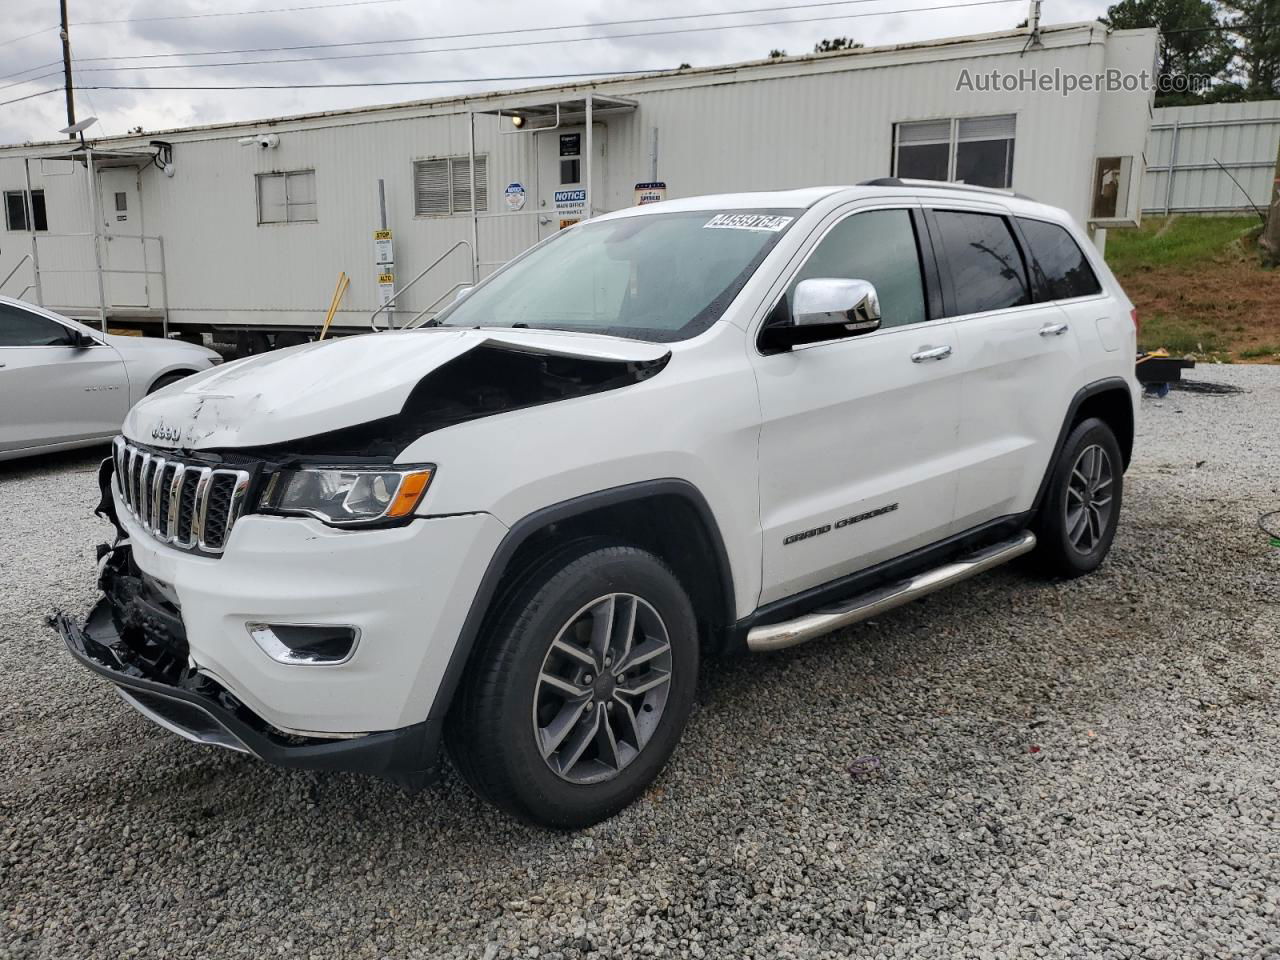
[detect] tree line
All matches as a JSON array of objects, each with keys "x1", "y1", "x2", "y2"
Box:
[{"x1": 1102, "y1": 0, "x2": 1280, "y2": 104}]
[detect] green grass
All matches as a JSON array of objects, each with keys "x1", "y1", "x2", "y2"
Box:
[
  {"x1": 1139, "y1": 312, "x2": 1225, "y2": 355},
  {"x1": 1105, "y1": 214, "x2": 1279, "y2": 361},
  {"x1": 1105, "y1": 215, "x2": 1258, "y2": 276},
  {"x1": 1239, "y1": 344, "x2": 1280, "y2": 359}
]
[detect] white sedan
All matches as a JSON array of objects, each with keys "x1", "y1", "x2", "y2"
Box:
[{"x1": 0, "y1": 296, "x2": 222, "y2": 462}]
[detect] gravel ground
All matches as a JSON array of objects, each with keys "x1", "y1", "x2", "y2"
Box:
[{"x1": 3, "y1": 365, "x2": 1279, "y2": 960}]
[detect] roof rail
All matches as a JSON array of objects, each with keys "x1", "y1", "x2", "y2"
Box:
[{"x1": 857, "y1": 177, "x2": 1034, "y2": 201}]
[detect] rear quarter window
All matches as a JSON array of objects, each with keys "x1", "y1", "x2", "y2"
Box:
[{"x1": 1016, "y1": 217, "x2": 1102, "y2": 301}]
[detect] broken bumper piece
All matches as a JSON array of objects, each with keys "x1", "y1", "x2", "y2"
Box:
[{"x1": 54, "y1": 591, "x2": 442, "y2": 790}]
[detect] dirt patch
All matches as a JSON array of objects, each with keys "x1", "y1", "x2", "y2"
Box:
[{"x1": 1116, "y1": 233, "x2": 1280, "y2": 362}]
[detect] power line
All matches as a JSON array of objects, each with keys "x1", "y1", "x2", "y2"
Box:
[
  {"x1": 66, "y1": 0, "x2": 961, "y2": 63},
  {"x1": 0, "y1": 25, "x2": 56, "y2": 49},
  {"x1": 45, "y1": 0, "x2": 1028, "y2": 76},
  {"x1": 0, "y1": 0, "x2": 1007, "y2": 83},
  {"x1": 0, "y1": 0, "x2": 404, "y2": 50},
  {"x1": 0, "y1": 71, "x2": 64, "y2": 93},
  {"x1": 0, "y1": 70, "x2": 664, "y2": 109},
  {"x1": 0, "y1": 88, "x2": 61, "y2": 109},
  {"x1": 77, "y1": 0, "x2": 406, "y2": 27},
  {"x1": 80, "y1": 70, "x2": 672, "y2": 92}
]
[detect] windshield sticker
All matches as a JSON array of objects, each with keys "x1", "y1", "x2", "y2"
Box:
[{"x1": 703, "y1": 213, "x2": 795, "y2": 232}]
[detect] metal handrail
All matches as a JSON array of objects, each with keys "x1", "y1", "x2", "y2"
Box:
[
  {"x1": 1, "y1": 253, "x2": 32, "y2": 293},
  {"x1": 404, "y1": 281, "x2": 471, "y2": 328},
  {"x1": 370, "y1": 239, "x2": 473, "y2": 332}
]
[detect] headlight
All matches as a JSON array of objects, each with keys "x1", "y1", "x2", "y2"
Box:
[{"x1": 260, "y1": 465, "x2": 435, "y2": 526}]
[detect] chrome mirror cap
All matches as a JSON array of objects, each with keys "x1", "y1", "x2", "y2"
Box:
[{"x1": 792, "y1": 277, "x2": 881, "y2": 331}]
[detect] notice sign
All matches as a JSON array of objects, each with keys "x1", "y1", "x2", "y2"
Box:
[
  {"x1": 634, "y1": 181, "x2": 667, "y2": 205},
  {"x1": 373, "y1": 229, "x2": 393, "y2": 265},
  {"x1": 378, "y1": 271, "x2": 395, "y2": 306},
  {"x1": 554, "y1": 188, "x2": 586, "y2": 219},
  {"x1": 559, "y1": 219, "x2": 579, "y2": 230},
  {"x1": 504, "y1": 182, "x2": 527, "y2": 211}
]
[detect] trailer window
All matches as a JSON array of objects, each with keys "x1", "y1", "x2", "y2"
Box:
[
  {"x1": 895, "y1": 115, "x2": 1016, "y2": 189},
  {"x1": 428, "y1": 208, "x2": 801, "y2": 343},
  {"x1": 256, "y1": 171, "x2": 317, "y2": 224},
  {"x1": 414, "y1": 156, "x2": 488, "y2": 216},
  {"x1": 5, "y1": 189, "x2": 47, "y2": 231}
]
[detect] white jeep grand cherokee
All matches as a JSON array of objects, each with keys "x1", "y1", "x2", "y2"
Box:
[{"x1": 57, "y1": 181, "x2": 1138, "y2": 827}]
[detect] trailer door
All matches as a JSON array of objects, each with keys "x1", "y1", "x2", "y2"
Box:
[
  {"x1": 537, "y1": 126, "x2": 605, "y2": 241},
  {"x1": 98, "y1": 167, "x2": 149, "y2": 308}
]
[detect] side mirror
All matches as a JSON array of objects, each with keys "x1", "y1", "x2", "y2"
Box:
[
  {"x1": 761, "y1": 278, "x2": 882, "y2": 352},
  {"x1": 70, "y1": 331, "x2": 98, "y2": 349},
  {"x1": 792, "y1": 277, "x2": 881, "y2": 331},
  {"x1": 454, "y1": 285, "x2": 474, "y2": 303}
]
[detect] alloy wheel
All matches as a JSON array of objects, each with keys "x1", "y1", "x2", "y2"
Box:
[
  {"x1": 1064, "y1": 443, "x2": 1114, "y2": 554},
  {"x1": 532, "y1": 593, "x2": 673, "y2": 784}
]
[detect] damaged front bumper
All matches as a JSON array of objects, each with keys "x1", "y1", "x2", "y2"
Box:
[{"x1": 53, "y1": 546, "x2": 443, "y2": 789}]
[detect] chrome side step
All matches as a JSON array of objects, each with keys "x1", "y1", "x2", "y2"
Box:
[{"x1": 746, "y1": 531, "x2": 1037, "y2": 653}]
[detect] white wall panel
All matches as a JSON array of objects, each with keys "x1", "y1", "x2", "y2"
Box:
[{"x1": 0, "y1": 23, "x2": 1155, "y2": 330}]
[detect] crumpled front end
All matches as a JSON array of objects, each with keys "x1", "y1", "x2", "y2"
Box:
[
  {"x1": 54, "y1": 545, "x2": 443, "y2": 787},
  {"x1": 53, "y1": 453, "x2": 507, "y2": 788}
]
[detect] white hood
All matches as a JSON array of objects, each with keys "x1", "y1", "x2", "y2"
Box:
[{"x1": 123, "y1": 327, "x2": 670, "y2": 450}]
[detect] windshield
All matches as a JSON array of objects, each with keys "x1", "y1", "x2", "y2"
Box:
[{"x1": 427, "y1": 209, "x2": 802, "y2": 343}]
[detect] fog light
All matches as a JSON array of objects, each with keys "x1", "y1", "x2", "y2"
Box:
[{"x1": 247, "y1": 623, "x2": 360, "y2": 665}]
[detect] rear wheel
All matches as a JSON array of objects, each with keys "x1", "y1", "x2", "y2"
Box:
[
  {"x1": 447, "y1": 544, "x2": 699, "y2": 828},
  {"x1": 1031, "y1": 417, "x2": 1123, "y2": 577}
]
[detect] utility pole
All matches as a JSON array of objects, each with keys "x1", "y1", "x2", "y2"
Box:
[{"x1": 59, "y1": 0, "x2": 75, "y2": 138}]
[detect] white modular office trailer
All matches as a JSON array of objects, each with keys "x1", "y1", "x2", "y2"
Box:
[{"x1": 0, "y1": 21, "x2": 1156, "y2": 339}]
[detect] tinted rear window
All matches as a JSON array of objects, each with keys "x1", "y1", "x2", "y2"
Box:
[
  {"x1": 932, "y1": 210, "x2": 1029, "y2": 316},
  {"x1": 1017, "y1": 217, "x2": 1102, "y2": 301}
]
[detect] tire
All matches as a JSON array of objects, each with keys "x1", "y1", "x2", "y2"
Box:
[
  {"x1": 147, "y1": 371, "x2": 194, "y2": 395},
  {"x1": 446, "y1": 544, "x2": 699, "y2": 828},
  {"x1": 1031, "y1": 417, "x2": 1123, "y2": 577}
]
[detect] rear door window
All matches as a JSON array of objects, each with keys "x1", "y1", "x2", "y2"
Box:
[
  {"x1": 932, "y1": 210, "x2": 1030, "y2": 316},
  {"x1": 1016, "y1": 217, "x2": 1102, "y2": 301}
]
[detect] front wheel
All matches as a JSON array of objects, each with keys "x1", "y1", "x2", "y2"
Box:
[
  {"x1": 147, "y1": 371, "x2": 194, "y2": 395},
  {"x1": 446, "y1": 545, "x2": 699, "y2": 828},
  {"x1": 1031, "y1": 417, "x2": 1124, "y2": 577}
]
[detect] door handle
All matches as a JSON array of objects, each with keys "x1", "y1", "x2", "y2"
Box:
[
  {"x1": 1039, "y1": 321, "x2": 1069, "y2": 337},
  {"x1": 911, "y1": 345, "x2": 952, "y2": 363}
]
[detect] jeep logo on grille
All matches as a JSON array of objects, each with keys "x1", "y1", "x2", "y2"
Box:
[{"x1": 151, "y1": 422, "x2": 181, "y2": 443}]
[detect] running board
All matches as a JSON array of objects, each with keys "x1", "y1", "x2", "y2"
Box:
[{"x1": 746, "y1": 531, "x2": 1037, "y2": 653}]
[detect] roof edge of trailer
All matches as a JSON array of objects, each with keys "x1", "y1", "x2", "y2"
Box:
[{"x1": 0, "y1": 20, "x2": 1126, "y2": 152}]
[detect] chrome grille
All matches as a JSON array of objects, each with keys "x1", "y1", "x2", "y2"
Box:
[{"x1": 112, "y1": 437, "x2": 251, "y2": 555}]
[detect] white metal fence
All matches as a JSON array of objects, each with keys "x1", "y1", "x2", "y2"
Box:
[{"x1": 1143, "y1": 100, "x2": 1280, "y2": 215}]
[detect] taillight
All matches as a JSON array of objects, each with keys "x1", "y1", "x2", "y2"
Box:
[{"x1": 1130, "y1": 307, "x2": 1140, "y2": 339}]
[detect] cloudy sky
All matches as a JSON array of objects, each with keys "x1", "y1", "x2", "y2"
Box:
[{"x1": 0, "y1": 0, "x2": 1113, "y2": 145}]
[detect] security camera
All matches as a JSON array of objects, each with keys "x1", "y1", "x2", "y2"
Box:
[{"x1": 237, "y1": 134, "x2": 280, "y2": 149}]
